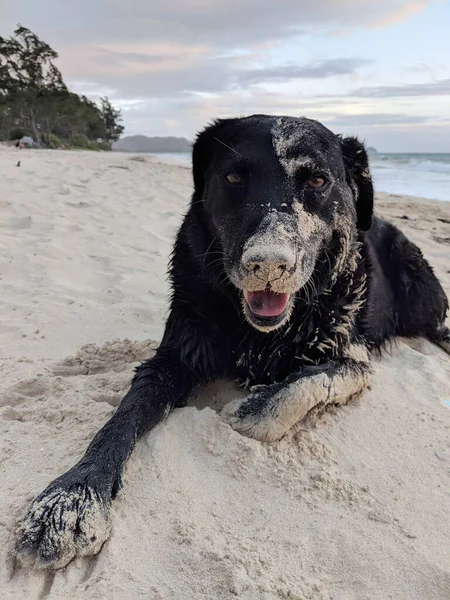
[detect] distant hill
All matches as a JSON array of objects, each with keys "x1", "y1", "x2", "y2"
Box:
[
  {"x1": 367, "y1": 146, "x2": 378, "y2": 155},
  {"x1": 112, "y1": 135, "x2": 191, "y2": 153}
]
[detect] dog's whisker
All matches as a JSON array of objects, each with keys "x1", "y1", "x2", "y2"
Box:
[
  {"x1": 201, "y1": 237, "x2": 218, "y2": 269},
  {"x1": 214, "y1": 270, "x2": 231, "y2": 288},
  {"x1": 212, "y1": 136, "x2": 242, "y2": 159},
  {"x1": 196, "y1": 250, "x2": 223, "y2": 260},
  {"x1": 207, "y1": 258, "x2": 227, "y2": 271}
]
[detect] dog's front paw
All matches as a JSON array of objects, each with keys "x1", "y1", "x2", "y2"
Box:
[
  {"x1": 437, "y1": 326, "x2": 450, "y2": 355},
  {"x1": 222, "y1": 384, "x2": 287, "y2": 442},
  {"x1": 16, "y1": 482, "x2": 111, "y2": 569}
]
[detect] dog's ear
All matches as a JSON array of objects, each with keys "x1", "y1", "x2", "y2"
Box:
[
  {"x1": 192, "y1": 118, "x2": 238, "y2": 198},
  {"x1": 339, "y1": 136, "x2": 374, "y2": 231}
]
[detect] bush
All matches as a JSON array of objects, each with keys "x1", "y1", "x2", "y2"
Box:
[
  {"x1": 92, "y1": 140, "x2": 111, "y2": 151},
  {"x1": 47, "y1": 133, "x2": 63, "y2": 148},
  {"x1": 70, "y1": 133, "x2": 90, "y2": 147},
  {"x1": 9, "y1": 127, "x2": 29, "y2": 140}
]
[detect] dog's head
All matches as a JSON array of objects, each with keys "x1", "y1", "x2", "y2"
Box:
[{"x1": 192, "y1": 115, "x2": 373, "y2": 332}]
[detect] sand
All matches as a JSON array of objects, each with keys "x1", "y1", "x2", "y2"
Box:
[{"x1": 0, "y1": 144, "x2": 449, "y2": 600}]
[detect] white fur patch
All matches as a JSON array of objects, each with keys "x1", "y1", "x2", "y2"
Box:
[
  {"x1": 222, "y1": 346, "x2": 370, "y2": 442},
  {"x1": 271, "y1": 118, "x2": 314, "y2": 178},
  {"x1": 292, "y1": 201, "x2": 325, "y2": 239}
]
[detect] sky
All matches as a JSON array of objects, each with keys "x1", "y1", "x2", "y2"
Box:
[{"x1": 1, "y1": 0, "x2": 449, "y2": 151}]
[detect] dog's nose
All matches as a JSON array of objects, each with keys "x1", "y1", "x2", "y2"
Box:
[
  {"x1": 242, "y1": 246, "x2": 295, "y2": 282},
  {"x1": 246, "y1": 260, "x2": 288, "y2": 274}
]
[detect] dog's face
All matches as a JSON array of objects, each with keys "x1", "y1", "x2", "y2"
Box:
[{"x1": 192, "y1": 115, "x2": 373, "y2": 332}]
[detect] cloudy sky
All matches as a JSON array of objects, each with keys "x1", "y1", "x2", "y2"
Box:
[{"x1": 2, "y1": 0, "x2": 449, "y2": 151}]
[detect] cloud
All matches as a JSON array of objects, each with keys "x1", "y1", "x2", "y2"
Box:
[
  {"x1": 92, "y1": 49, "x2": 177, "y2": 68},
  {"x1": 349, "y1": 123, "x2": 450, "y2": 153},
  {"x1": 105, "y1": 88, "x2": 347, "y2": 138},
  {"x1": 114, "y1": 90, "x2": 437, "y2": 138},
  {"x1": 235, "y1": 59, "x2": 372, "y2": 85},
  {"x1": 1, "y1": 0, "x2": 444, "y2": 150},
  {"x1": 74, "y1": 58, "x2": 235, "y2": 98},
  {"x1": 66, "y1": 54, "x2": 372, "y2": 100},
  {"x1": 2, "y1": 0, "x2": 434, "y2": 49},
  {"x1": 1, "y1": 1, "x2": 435, "y2": 102},
  {"x1": 322, "y1": 113, "x2": 436, "y2": 127},
  {"x1": 369, "y1": 0, "x2": 429, "y2": 28},
  {"x1": 348, "y1": 79, "x2": 450, "y2": 98}
]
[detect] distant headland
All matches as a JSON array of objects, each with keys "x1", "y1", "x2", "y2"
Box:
[{"x1": 112, "y1": 136, "x2": 192, "y2": 153}]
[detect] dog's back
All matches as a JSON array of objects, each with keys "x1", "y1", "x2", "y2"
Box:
[{"x1": 359, "y1": 216, "x2": 448, "y2": 349}]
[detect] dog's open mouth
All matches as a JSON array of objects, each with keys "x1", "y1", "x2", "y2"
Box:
[
  {"x1": 243, "y1": 290, "x2": 292, "y2": 331},
  {"x1": 244, "y1": 290, "x2": 290, "y2": 317}
]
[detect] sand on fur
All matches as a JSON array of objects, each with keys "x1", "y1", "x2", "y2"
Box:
[{"x1": 1, "y1": 144, "x2": 449, "y2": 599}]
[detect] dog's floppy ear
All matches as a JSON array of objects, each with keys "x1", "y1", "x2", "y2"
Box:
[
  {"x1": 192, "y1": 118, "x2": 238, "y2": 198},
  {"x1": 339, "y1": 136, "x2": 374, "y2": 231}
]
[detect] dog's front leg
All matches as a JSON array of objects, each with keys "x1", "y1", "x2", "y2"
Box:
[
  {"x1": 15, "y1": 351, "x2": 195, "y2": 569},
  {"x1": 222, "y1": 345, "x2": 370, "y2": 442}
]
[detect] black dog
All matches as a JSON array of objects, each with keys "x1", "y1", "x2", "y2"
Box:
[{"x1": 16, "y1": 115, "x2": 450, "y2": 569}]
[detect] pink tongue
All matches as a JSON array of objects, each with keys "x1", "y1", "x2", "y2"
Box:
[{"x1": 244, "y1": 290, "x2": 290, "y2": 317}]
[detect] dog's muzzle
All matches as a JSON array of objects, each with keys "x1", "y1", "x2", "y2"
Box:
[
  {"x1": 241, "y1": 244, "x2": 295, "y2": 286},
  {"x1": 239, "y1": 244, "x2": 297, "y2": 330}
]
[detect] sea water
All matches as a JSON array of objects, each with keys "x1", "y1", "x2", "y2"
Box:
[{"x1": 149, "y1": 152, "x2": 450, "y2": 202}]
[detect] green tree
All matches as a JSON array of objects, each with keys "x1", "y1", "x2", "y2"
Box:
[
  {"x1": 0, "y1": 25, "x2": 67, "y2": 141},
  {"x1": 0, "y1": 25, "x2": 124, "y2": 148},
  {"x1": 99, "y1": 96, "x2": 124, "y2": 142}
]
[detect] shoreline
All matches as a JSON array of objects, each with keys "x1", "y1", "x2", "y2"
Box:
[
  {"x1": 4, "y1": 142, "x2": 450, "y2": 202},
  {"x1": 122, "y1": 148, "x2": 450, "y2": 203}
]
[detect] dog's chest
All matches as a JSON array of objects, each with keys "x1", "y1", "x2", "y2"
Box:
[
  {"x1": 232, "y1": 314, "x2": 343, "y2": 386},
  {"x1": 231, "y1": 280, "x2": 366, "y2": 386}
]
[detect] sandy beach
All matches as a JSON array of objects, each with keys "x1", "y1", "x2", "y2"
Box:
[{"x1": 1, "y1": 144, "x2": 449, "y2": 600}]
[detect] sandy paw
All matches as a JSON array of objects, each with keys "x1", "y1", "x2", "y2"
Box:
[
  {"x1": 16, "y1": 484, "x2": 111, "y2": 569},
  {"x1": 438, "y1": 334, "x2": 450, "y2": 355},
  {"x1": 434, "y1": 325, "x2": 450, "y2": 355},
  {"x1": 221, "y1": 392, "x2": 283, "y2": 443}
]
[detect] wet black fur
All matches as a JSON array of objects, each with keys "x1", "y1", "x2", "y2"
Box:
[{"x1": 16, "y1": 115, "x2": 449, "y2": 568}]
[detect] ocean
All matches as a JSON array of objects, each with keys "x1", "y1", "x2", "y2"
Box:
[{"x1": 149, "y1": 152, "x2": 450, "y2": 202}]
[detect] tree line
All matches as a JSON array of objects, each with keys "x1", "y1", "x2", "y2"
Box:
[{"x1": 0, "y1": 25, "x2": 124, "y2": 150}]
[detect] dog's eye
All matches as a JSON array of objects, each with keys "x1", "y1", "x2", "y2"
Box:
[
  {"x1": 307, "y1": 177, "x2": 326, "y2": 190},
  {"x1": 225, "y1": 173, "x2": 242, "y2": 184},
  {"x1": 307, "y1": 177, "x2": 326, "y2": 189}
]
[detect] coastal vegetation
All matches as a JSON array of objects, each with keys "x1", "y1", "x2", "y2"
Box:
[{"x1": 0, "y1": 25, "x2": 124, "y2": 150}]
